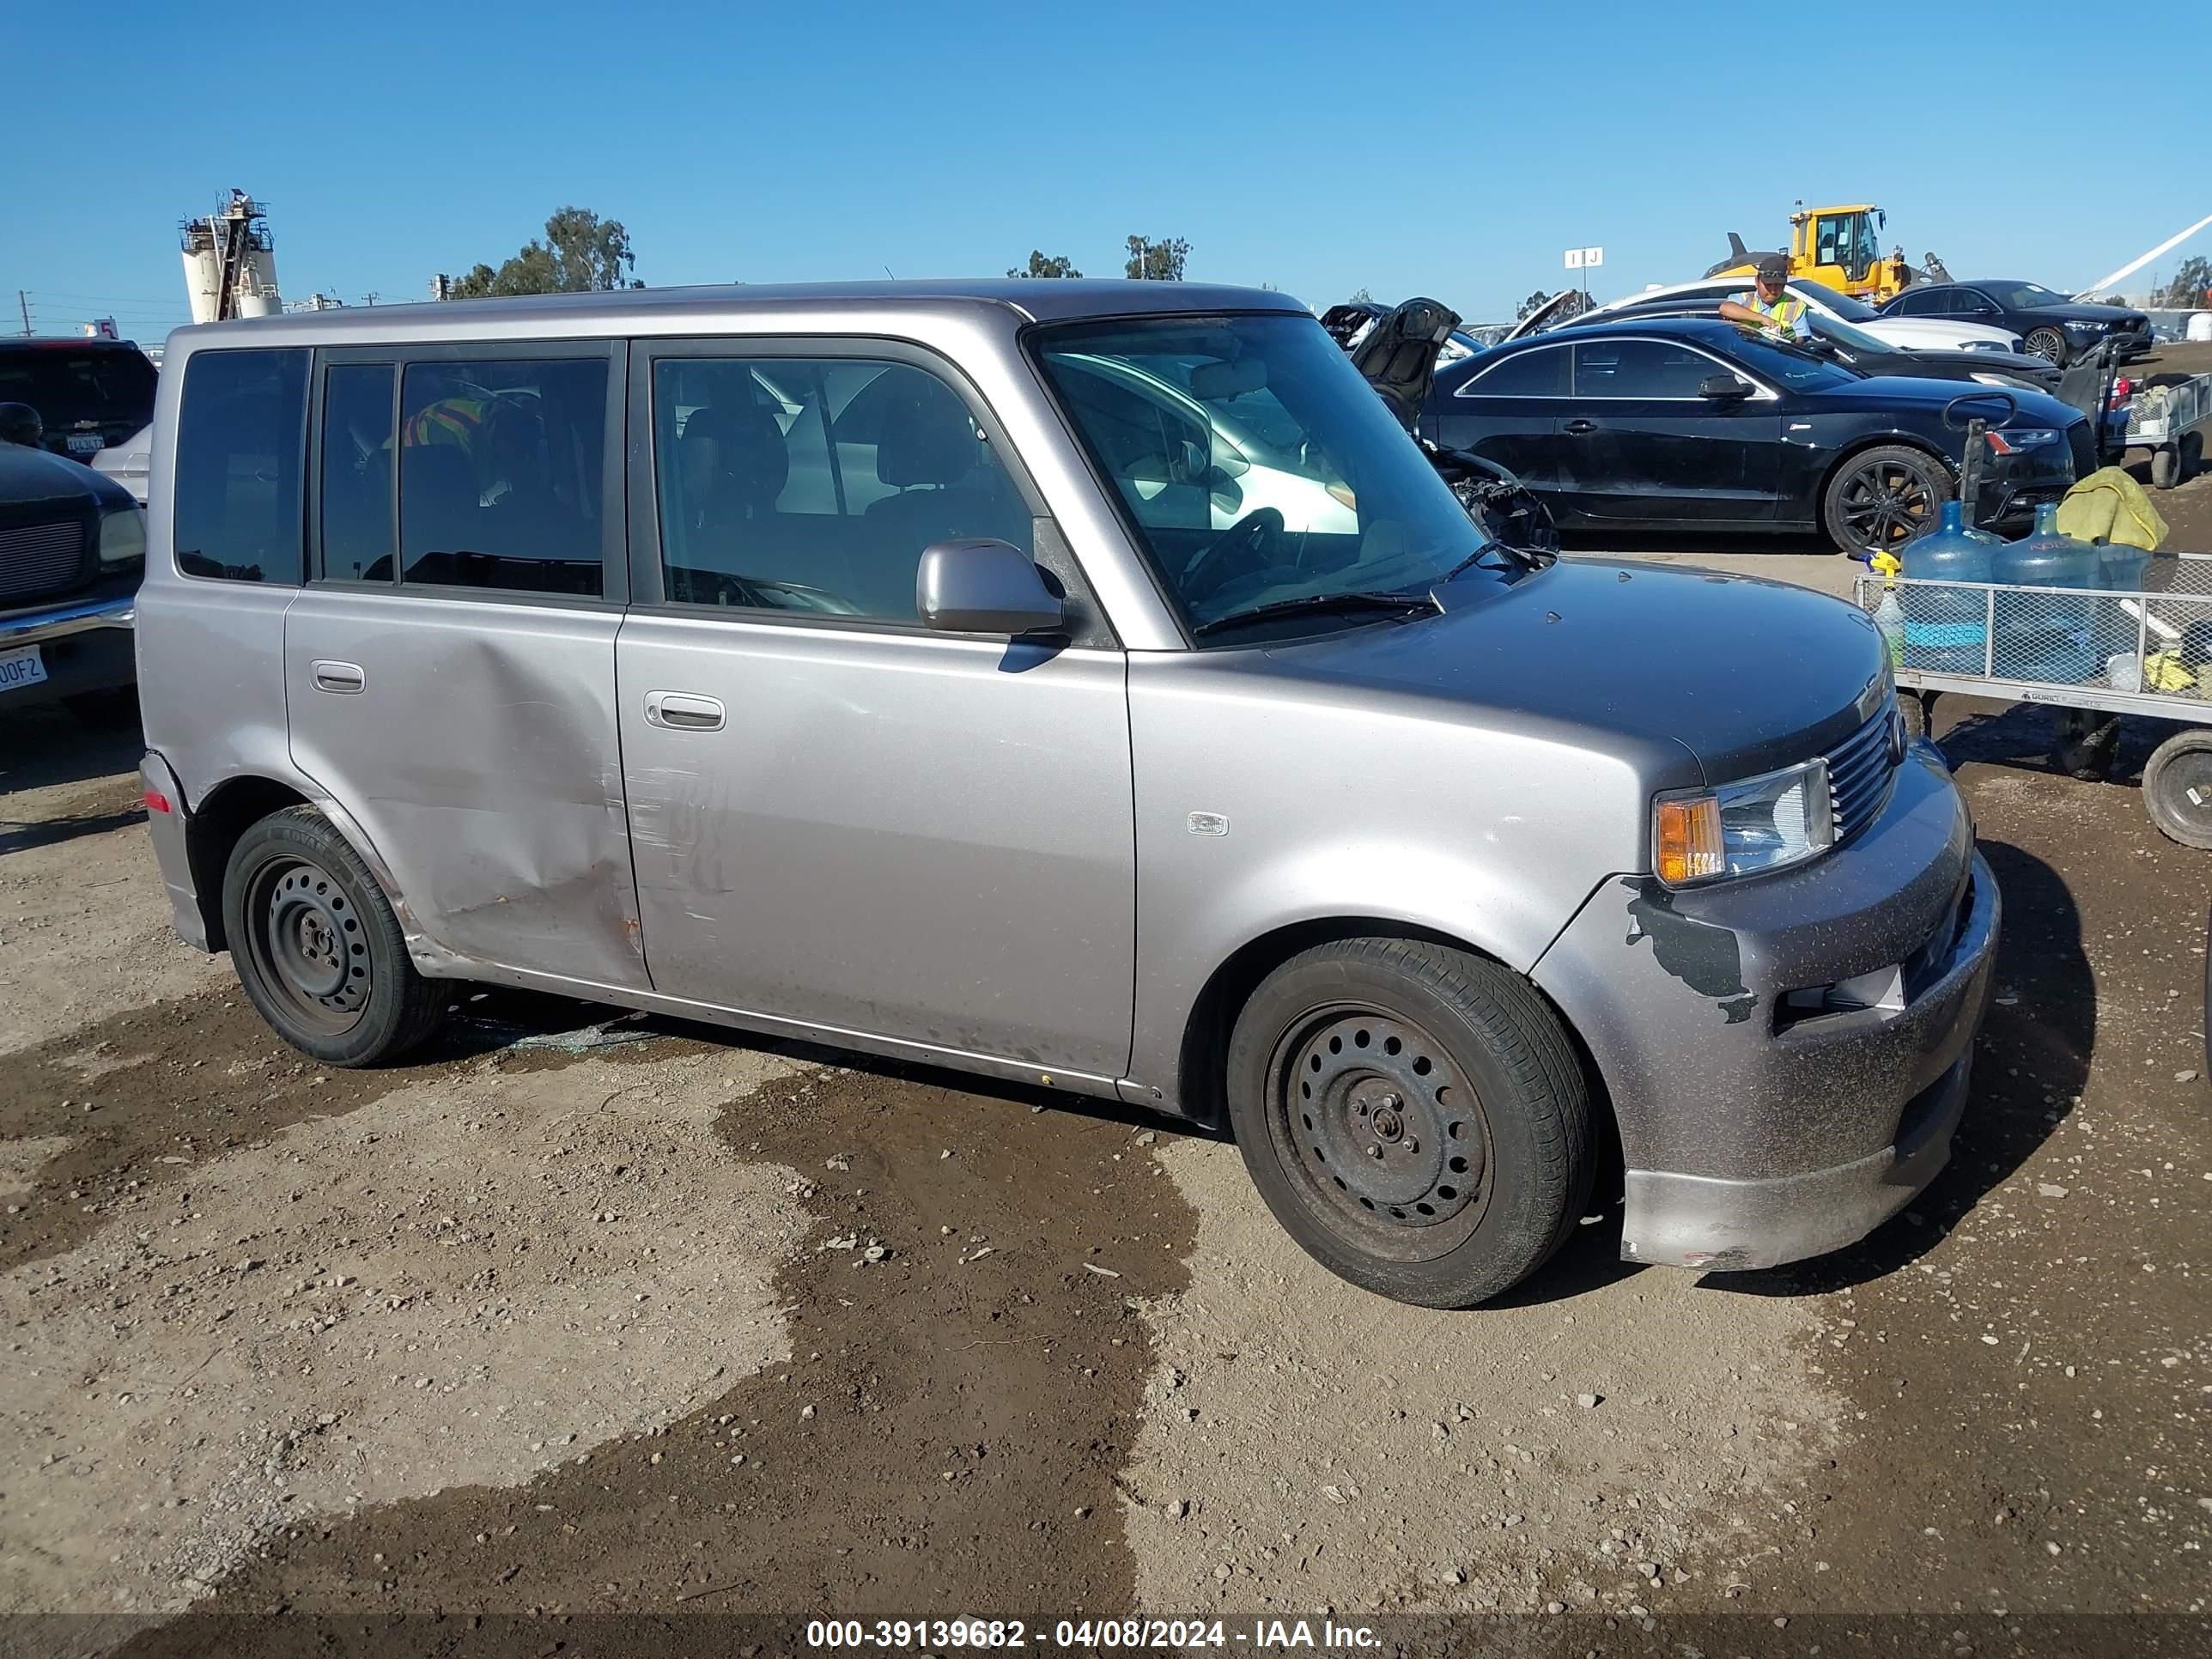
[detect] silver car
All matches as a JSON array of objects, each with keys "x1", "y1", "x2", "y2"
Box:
[{"x1": 134, "y1": 281, "x2": 1997, "y2": 1308}]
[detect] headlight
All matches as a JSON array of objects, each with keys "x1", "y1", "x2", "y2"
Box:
[
  {"x1": 1654, "y1": 759, "x2": 1833, "y2": 887},
  {"x1": 97, "y1": 504, "x2": 147, "y2": 566},
  {"x1": 1984, "y1": 428, "x2": 2061, "y2": 454}
]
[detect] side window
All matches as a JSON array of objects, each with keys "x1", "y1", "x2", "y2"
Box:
[
  {"x1": 321, "y1": 363, "x2": 396, "y2": 581},
  {"x1": 651, "y1": 356, "x2": 1030, "y2": 623},
  {"x1": 396, "y1": 358, "x2": 608, "y2": 597},
  {"x1": 173, "y1": 348, "x2": 307, "y2": 584},
  {"x1": 1457, "y1": 346, "x2": 1569, "y2": 398},
  {"x1": 1573, "y1": 340, "x2": 1724, "y2": 398},
  {"x1": 1895, "y1": 289, "x2": 1941, "y2": 317}
]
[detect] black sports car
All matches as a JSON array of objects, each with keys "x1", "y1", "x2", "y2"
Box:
[
  {"x1": 1877, "y1": 281, "x2": 2152, "y2": 367},
  {"x1": 1581, "y1": 298, "x2": 2063, "y2": 394},
  {"x1": 1426, "y1": 316, "x2": 2091, "y2": 549}
]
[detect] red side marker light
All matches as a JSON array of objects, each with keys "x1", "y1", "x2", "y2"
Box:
[{"x1": 143, "y1": 789, "x2": 173, "y2": 814}]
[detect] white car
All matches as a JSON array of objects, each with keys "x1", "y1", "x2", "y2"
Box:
[
  {"x1": 89, "y1": 422, "x2": 153, "y2": 506},
  {"x1": 1579, "y1": 277, "x2": 2026, "y2": 355}
]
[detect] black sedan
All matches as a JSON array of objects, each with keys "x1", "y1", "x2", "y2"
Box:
[
  {"x1": 1878, "y1": 280, "x2": 2153, "y2": 367},
  {"x1": 1582, "y1": 298, "x2": 2063, "y2": 394},
  {"x1": 1426, "y1": 317, "x2": 2092, "y2": 549}
]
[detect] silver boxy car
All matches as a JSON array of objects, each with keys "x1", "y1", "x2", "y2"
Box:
[{"x1": 134, "y1": 282, "x2": 1998, "y2": 1307}]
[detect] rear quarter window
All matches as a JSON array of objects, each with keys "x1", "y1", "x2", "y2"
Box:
[{"x1": 173, "y1": 349, "x2": 309, "y2": 584}]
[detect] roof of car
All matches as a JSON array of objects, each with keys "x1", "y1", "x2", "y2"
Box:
[
  {"x1": 1482, "y1": 315, "x2": 1753, "y2": 350},
  {"x1": 171, "y1": 279, "x2": 1309, "y2": 349}
]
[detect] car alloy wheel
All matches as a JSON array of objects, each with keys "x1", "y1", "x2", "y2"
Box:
[{"x1": 1835, "y1": 455, "x2": 1942, "y2": 548}]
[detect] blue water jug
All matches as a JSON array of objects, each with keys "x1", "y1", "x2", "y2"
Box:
[
  {"x1": 1899, "y1": 499, "x2": 2000, "y2": 673},
  {"x1": 1991, "y1": 503, "x2": 2102, "y2": 684}
]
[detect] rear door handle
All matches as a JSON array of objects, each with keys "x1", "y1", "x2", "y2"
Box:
[
  {"x1": 644, "y1": 690, "x2": 726, "y2": 732},
  {"x1": 310, "y1": 659, "x2": 365, "y2": 694},
  {"x1": 1562, "y1": 419, "x2": 1598, "y2": 436}
]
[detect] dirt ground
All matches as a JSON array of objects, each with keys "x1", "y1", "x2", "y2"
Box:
[{"x1": 3, "y1": 532, "x2": 2210, "y2": 1655}]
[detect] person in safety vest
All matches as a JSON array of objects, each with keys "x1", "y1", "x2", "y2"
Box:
[{"x1": 1719, "y1": 255, "x2": 1813, "y2": 343}]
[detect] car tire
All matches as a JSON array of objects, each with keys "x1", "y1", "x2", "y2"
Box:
[
  {"x1": 2142, "y1": 729, "x2": 2212, "y2": 850},
  {"x1": 1820, "y1": 445, "x2": 1954, "y2": 552},
  {"x1": 1224, "y1": 937, "x2": 1594, "y2": 1309},
  {"x1": 2025, "y1": 327, "x2": 2069, "y2": 367},
  {"x1": 221, "y1": 805, "x2": 443, "y2": 1066}
]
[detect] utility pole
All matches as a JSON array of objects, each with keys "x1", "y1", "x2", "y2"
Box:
[{"x1": 16, "y1": 290, "x2": 29, "y2": 337}]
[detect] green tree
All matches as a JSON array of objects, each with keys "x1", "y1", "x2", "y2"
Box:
[
  {"x1": 447, "y1": 207, "x2": 641, "y2": 299},
  {"x1": 1124, "y1": 235, "x2": 1191, "y2": 282},
  {"x1": 2158, "y1": 255, "x2": 2212, "y2": 309},
  {"x1": 1347, "y1": 286, "x2": 1374, "y2": 305},
  {"x1": 1516, "y1": 289, "x2": 1590, "y2": 323},
  {"x1": 1007, "y1": 251, "x2": 1082, "y2": 278}
]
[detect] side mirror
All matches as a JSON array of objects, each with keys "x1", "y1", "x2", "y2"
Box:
[
  {"x1": 0, "y1": 402, "x2": 43, "y2": 447},
  {"x1": 916, "y1": 538, "x2": 1065, "y2": 636},
  {"x1": 1698, "y1": 374, "x2": 1753, "y2": 402}
]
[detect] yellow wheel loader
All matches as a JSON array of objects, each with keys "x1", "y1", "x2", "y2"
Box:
[{"x1": 1705, "y1": 203, "x2": 1929, "y2": 303}]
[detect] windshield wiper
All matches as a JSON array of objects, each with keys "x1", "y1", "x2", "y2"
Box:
[{"x1": 1192, "y1": 590, "x2": 1438, "y2": 639}]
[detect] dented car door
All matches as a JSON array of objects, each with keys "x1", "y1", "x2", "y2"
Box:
[{"x1": 281, "y1": 343, "x2": 649, "y2": 990}]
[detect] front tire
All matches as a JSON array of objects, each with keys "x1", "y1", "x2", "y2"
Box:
[
  {"x1": 221, "y1": 806, "x2": 442, "y2": 1066},
  {"x1": 1224, "y1": 938, "x2": 1594, "y2": 1309},
  {"x1": 1821, "y1": 445, "x2": 1954, "y2": 551},
  {"x1": 2025, "y1": 327, "x2": 2069, "y2": 366}
]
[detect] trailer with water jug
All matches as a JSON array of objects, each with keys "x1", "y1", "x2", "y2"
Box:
[
  {"x1": 2126, "y1": 371, "x2": 2212, "y2": 491},
  {"x1": 1855, "y1": 551, "x2": 2212, "y2": 848}
]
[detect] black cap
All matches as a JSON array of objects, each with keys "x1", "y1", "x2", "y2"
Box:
[{"x1": 1754, "y1": 256, "x2": 1790, "y2": 282}]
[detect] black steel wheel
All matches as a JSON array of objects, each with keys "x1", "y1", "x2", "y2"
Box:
[
  {"x1": 2142, "y1": 729, "x2": 2212, "y2": 851},
  {"x1": 222, "y1": 806, "x2": 443, "y2": 1065},
  {"x1": 1276, "y1": 1008, "x2": 1492, "y2": 1248},
  {"x1": 1821, "y1": 446, "x2": 1952, "y2": 551},
  {"x1": 2024, "y1": 327, "x2": 2069, "y2": 367},
  {"x1": 1225, "y1": 938, "x2": 1593, "y2": 1308}
]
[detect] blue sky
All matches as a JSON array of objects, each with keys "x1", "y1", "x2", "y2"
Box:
[{"x1": 7, "y1": 0, "x2": 2208, "y2": 342}]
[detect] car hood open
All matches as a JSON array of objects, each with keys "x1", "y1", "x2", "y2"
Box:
[
  {"x1": 1263, "y1": 558, "x2": 1889, "y2": 784},
  {"x1": 1346, "y1": 297, "x2": 1462, "y2": 432}
]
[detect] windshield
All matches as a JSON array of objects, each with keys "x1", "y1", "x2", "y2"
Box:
[
  {"x1": 0, "y1": 348, "x2": 157, "y2": 427},
  {"x1": 1796, "y1": 281, "x2": 1877, "y2": 323},
  {"x1": 1721, "y1": 331, "x2": 1860, "y2": 392},
  {"x1": 1982, "y1": 282, "x2": 2065, "y2": 309},
  {"x1": 1806, "y1": 313, "x2": 1893, "y2": 356},
  {"x1": 1032, "y1": 314, "x2": 1507, "y2": 635}
]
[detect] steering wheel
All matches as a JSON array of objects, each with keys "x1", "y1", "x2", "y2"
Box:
[{"x1": 1182, "y1": 507, "x2": 1286, "y2": 607}]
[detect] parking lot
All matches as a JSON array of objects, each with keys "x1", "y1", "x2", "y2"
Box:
[{"x1": 4, "y1": 367, "x2": 2209, "y2": 1653}]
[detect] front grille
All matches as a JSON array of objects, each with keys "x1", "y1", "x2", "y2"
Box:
[
  {"x1": 0, "y1": 519, "x2": 88, "y2": 604},
  {"x1": 2067, "y1": 421, "x2": 2098, "y2": 482},
  {"x1": 1826, "y1": 696, "x2": 1900, "y2": 847}
]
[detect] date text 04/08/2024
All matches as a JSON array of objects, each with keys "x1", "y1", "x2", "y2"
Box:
[{"x1": 804, "y1": 1618, "x2": 1382, "y2": 1650}]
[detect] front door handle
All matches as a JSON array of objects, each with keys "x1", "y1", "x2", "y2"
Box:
[
  {"x1": 644, "y1": 690, "x2": 726, "y2": 732},
  {"x1": 310, "y1": 659, "x2": 365, "y2": 694},
  {"x1": 1562, "y1": 419, "x2": 1598, "y2": 436}
]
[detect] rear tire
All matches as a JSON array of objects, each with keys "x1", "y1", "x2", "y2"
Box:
[
  {"x1": 2152, "y1": 447, "x2": 2179, "y2": 490},
  {"x1": 221, "y1": 806, "x2": 442, "y2": 1066},
  {"x1": 1821, "y1": 445, "x2": 1954, "y2": 552},
  {"x1": 1224, "y1": 938, "x2": 1594, "y2": 1309},
  {"x1": 2142, "y1": 729, "x2": 2212, "y2": 850},
  {"x1": 2025, "y1": 327, "x2": 2069, "y2": 366}
]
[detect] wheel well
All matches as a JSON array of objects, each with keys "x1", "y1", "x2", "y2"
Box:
[
  {"x1": 186, "y1": 775, "x2": 310, "y2": 951},
  {"x1": 1814, "y1": 435, "x2": 1957, "y2": 537},
  {"x1": 1174, "y1": 919, "x2": 1618, "y2": 1180}
]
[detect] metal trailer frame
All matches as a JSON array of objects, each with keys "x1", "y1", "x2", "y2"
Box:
[
  {"x1": 2126, "y1": 371, "x2": 2212, "y2": 490},
  {"x1": 1856, "y1": 553, "x2": 2212, "y2": 846}
]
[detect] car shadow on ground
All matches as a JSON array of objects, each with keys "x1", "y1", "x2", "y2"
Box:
[
  {"x1": 1712, "y1": 836, "x2": 2089, "y2": 1299},
  {"x1": 0, "y1": 704, "x2": 144, "y2": 797}
]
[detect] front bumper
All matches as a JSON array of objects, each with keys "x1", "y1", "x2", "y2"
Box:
[
  {"x1": 1978, "y1": 442, "x2": 2079, "y2": 526},
  {"x1": 0, "y1": 595, "x2": 137, "y2": 709},
  {"x1": 1532, "y1": 745, "x2": 2000, "y2": 1272}
]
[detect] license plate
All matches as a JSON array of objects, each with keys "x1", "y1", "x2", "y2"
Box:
[
  {"x1": 0, "y1": 646, "x2": 48, "y2": 690},
  {"x1": 65, "y1": 433, "x2": 103, "y2": 455}
]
